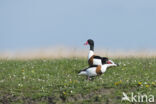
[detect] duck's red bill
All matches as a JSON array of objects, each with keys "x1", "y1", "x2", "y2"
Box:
[
  {"x1": 107, "y1": 61, "x2": 112, "y2": 64},
  {"x1": 84, "y1": 41, "x2": 88, "y2": 45}
]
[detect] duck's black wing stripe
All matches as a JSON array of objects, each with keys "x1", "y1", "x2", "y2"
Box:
[
  {"x1": 102, "y1": 57, "x2": 108, "y2": 60},
  {"x1": 93, "y1": 56, "x2": 102, "y2": 59},
  {"x1": 89, "y1": 65, "x2": 98, "y2": 68},
  {"x1": 93, "y1": 56, "x2": 109, "y2": 64}
]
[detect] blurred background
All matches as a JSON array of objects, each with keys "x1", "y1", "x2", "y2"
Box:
[{"x1": 0, "y1": 0, "x2": 156, "y2": 58}]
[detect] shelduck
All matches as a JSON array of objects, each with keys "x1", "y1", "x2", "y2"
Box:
[
  {"x1": 78, "y1": 63, "x2": 117, "y2": 79},
  {"x1": 84, "y1": 39, "x2": 116, "y2": 66}
]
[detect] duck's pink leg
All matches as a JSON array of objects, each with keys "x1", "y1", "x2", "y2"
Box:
[{"x1": 88, "y1": 76, "x2": 91, "y2": 80}]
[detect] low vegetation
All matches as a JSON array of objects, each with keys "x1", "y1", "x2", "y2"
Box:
[{"x1": 0, "y1": 58, "x2": 155, "y2": 103}]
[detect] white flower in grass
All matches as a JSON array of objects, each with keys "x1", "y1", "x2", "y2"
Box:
[
  {"x1": 41, "y1": 86, "x2": 45, "y2": 92},
  {"x1": 126, "y1": 80, "x2": 129, "y2": 82},
  {"x1": 18, "y1": 83, "x2": 23, "y2": 87},
  {"x1": 99, "y1": 78, "x2": 102, "y2": 80},
  {"x1": 23, "y1": 76, "x2": 26, "y2": 79},
  {"x1": 0, "y1": 80, "x2": 4, "y2": 83},
  {"x1": 38, "y1": 79, "x2": 42, "y2": 81},
  {"x1": 9, "y1": 75, "x2": 12, "y2": 78},
  {"x1": 123, "y1": 64, "x2": 126, "y2": 66}
]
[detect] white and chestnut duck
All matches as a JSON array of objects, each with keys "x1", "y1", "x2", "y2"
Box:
[
  {"x1": 78, "y1": 63, "x2": 117, "y2": 79},
  {"x1": 84, "y1": 39, "x2": 115, "y2": 66}
]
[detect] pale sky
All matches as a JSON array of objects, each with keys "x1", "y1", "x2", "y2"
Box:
[{"x1": 0, "y1": 0, "x2": 156, "y2": 51}]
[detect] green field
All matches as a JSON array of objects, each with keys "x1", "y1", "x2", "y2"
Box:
[{"x1": 0, "y1": 58, "x2": 156, "y2": 104}]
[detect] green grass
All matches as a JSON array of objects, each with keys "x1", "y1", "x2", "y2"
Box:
[{"x1": 0, "y1": 58, "x2": 155, "y2": 104}]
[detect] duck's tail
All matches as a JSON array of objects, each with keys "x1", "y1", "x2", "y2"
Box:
[{"x1": 78, "y1": 71, "x2": 87, "y2": 75}]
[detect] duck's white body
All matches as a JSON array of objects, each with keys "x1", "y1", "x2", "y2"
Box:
[
  {"x1": 79, "y1": 67, "x2": 97, "y2": 77},
  {"x1": 88, "y1": 50, "x2": 102, "y2": 65},
  {"x1": 78, "y1": 63, "x2": 117, "y2": 77}
]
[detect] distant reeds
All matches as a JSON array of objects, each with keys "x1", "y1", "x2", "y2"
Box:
[{"x1": 0, "y1": 47, "x2": 156, "y2": 59}]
